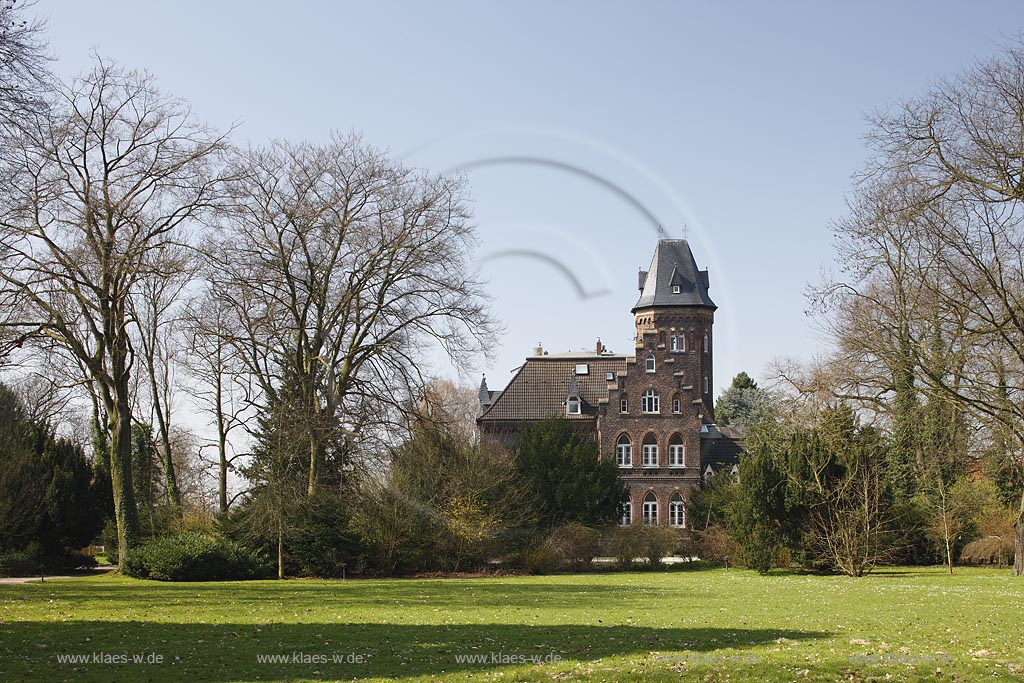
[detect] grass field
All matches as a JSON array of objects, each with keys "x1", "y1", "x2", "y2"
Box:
[{"x1": 1, "y1": 567, "x2": 1023, "y2": 682}]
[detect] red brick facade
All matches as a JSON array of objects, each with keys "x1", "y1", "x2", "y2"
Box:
[{"x1": 598, "y1": 308, "x2": 713, "y2": 527}]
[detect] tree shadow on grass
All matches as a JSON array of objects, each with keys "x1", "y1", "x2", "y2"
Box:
[{"x1": 1, "y1": 621, "x2": 828, "y2": 683}]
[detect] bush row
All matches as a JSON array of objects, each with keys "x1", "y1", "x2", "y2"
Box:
[{"x1": 122, "y1": 532, "x2": 270, "y2": 581}]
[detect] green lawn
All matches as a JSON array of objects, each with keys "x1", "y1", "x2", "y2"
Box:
[{"x1": 1, "y1": 567, "x2": 1022, "y2": 682}]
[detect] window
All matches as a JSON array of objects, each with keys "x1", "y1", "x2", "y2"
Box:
[
  {"x1": 704, "y1": 375, "x2": 709, "y2": 394},
  {"x1": 672, "y1": 397, "x2": 681, "y2": 413},
  {"x1": 670, "y1": 334, "x2": 684, "y2": 352},
  {"x1": 645, "y1": 353, "x2": 655, "y2": 373},
  {"x1": 619, "y1": 500, "x2": 632, "y2": 526},
  {"x1": 669, "y1": 434, "x2": 686, "y2": 467},
  {"x1": 575, "y1": 363, "x2": 589, "y2": 375},
  {"x1": 703, "y1": 332, "x2": 709, "y2": 353},
  {"x1": 620, "y1": 396, "x2": 628, "y2": 413},
  {"x1": 641, "y1": 389, "x2": 659, "y2": 413},
  {"x1": 642, "y1": 492, "x2": 659, "y2": 525},
  {"x1": 616, "y1": 434, "x2": 632, "y2": 468},
  {"x1": 669, "y1": 492, "x2": 685, "y2": 528},
  {"x1": 605, "y1": 371, "x2": 615, "y2": 381},
  {"x1": 672, "y1": 285, "x2": 681, "y2": 294},
  {"x1": 566, "y1": 397, "x2": 580, "y2": 415},
  {"x1": 642, "y1": 434, "x2": 658, "y2": 467}
]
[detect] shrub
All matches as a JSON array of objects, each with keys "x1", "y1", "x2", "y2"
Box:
[
  {"x1": 287, "y1": 493, "x2": 362, "y2": 578},
  {"x1": 59, "y1": 548, "x2": 98, "y2": 571},
  {"x1": 960, "y1": 536, "x2": 1014, "y2": 567},
  {"x1": 771, "y1": 544, "x2": 793, "y2": 569},
  {"x1": 123, "y1": 532, "x2": 270, "y2": 581},
  {"x1": 609, "y1": 525, "x2": 644, "y2": 570},
  {"x1": 0, "y1": 545, "x2": 41, "y2": 577},
  {"x1": 545, "y1": 523, "x2": 600, "y2": 571},
  {"x1": 519, "y1": 544, "x2": 562, "y2": 575},
  {"x1": 696, "y1": 524, "x2": 740, "y2": 565},
  {"x1": 639, "y1": 526, "x2": 679, "y2": 567}
]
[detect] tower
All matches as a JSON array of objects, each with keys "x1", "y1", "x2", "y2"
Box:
[{"x1": 597, "y1": 239, "x2": 716, "y2": 527}]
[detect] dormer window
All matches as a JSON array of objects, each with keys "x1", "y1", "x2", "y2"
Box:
[
  {"x1": 575, "y1": 363, "x2": 589, "y2": 375},
  {"x1": 605, "y1": 371, "x2": 615, "y2": 381},
  {"x1": 672, "y1": 285, "x2": 681, "y2": 294},
  {"x1": 645, "y1": 353, "x2": 655, "y2": 373},
  {"x1": 566, "y1": 397, "x2": 581, "y2": 415}
]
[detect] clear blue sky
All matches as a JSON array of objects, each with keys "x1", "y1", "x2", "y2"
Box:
[{"x1": 37, "y1": 0, "x2": 1024, "y2": 399}]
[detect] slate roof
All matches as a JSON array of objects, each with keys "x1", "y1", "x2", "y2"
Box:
[
  {"x1": 700, "y1": 423, "x2": 745, "y2": 471},
  {"x1": 633, "y1": 239, "x2": 716, "y2": 312},
  {"x1": 478, "y1": 354, "x2": 629, "y2": 421}
]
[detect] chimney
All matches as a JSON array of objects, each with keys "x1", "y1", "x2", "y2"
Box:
[
  {"x1": 595, "y1": 337, "x2": 602, "y2": 354},
  {"x1": 533, "y1": 342, "x2": 543, "y2": 357}
]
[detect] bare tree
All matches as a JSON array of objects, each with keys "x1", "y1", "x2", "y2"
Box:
[
  {"x1": 130, "y1": 244, "x2": 196, "y2": 513},
  {"x1": 823, "y1": 41, "x2": 1024, "y2": 575},
  {"x1": 0, "y1": 60, "x2": 228, "y2": 566},
  {"x1": 181, "y1": 292, "x2": 253, "y2": 514},
  {"x1": 0, "y1": 0, "x2": 49, "y2": 133},
  {"x1": 206, "y1": 133, "x2": 496, "y2": 497}
]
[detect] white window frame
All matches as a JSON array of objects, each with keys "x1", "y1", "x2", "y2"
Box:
[
  {"x1": 620, "y1": 397, "x2": 628, "y2": 413},
  {"x1": 645, "y1": 353, "x2": 656, "y2": 373},
  {"x1": 669, "y1": 494, "x2": 685, "y2": 528},
  {"x1": 672, "y1": 285, "x2": 681, "y2": 294},
  {"x1": 669, "y1": 442, "x2": 686, "y2": 467},
  {"x1": 566, "y1": 397, "x2": 581, "y2": 415},
  {"x1": 672, "y1": 398, "x2": 681, "y2": 413},
  {"x1": 642, "y1": 442, "x2": 658, "y2": 468},
  {"x1": 616, "y1": 435, "x2": 632, "y2": 468},
  {"x1": 575, "y1": 363, "x2": 589, "y2": 375},
  {"x1": 642, "y1": 493, "x2": 658, "y2": 525},
  {"x1": 641, "y1": 389, "x2": 659, "y2": 414},
  {"x1": 605, "y1": 371, "x2": 615, "y2": 381}
]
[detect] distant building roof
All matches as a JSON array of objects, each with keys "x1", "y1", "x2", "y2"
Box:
[
  {"x1": 633, "y1": 239, "x2": 716, "y2": 312},
  {"x1": 479, "y1": 353, "x2": 628, "y2": 421}
]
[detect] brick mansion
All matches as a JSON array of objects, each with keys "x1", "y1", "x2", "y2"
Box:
[{"x1": 477, "y1": 239, "x2": 742, "y2": 528}]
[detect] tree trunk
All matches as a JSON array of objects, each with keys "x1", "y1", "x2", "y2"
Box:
[
  {"x1": 277, "y1": 522, "x2": 284, "y2": 580},
  {"x1": 1014, "y1": 491, "x2": 1023, "y2": 576},
  {"x1": 107, "y1": 386, "x2": 140, "y2": 569},
  {"x1": 218, "y1": 426, "x2": 228, "y2": 514}
]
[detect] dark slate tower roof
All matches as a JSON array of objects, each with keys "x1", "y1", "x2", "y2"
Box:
[{"x1": 632, "y1": 239, "x2": 716, "y2": 312}]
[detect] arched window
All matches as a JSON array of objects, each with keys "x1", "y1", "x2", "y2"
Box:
[
  {"x1": 642, "y1": 491, "x2": 659, "y2": 525},
  {"x1": 669, "y1": 433, "x2": 686, "y2": 467},
  {"x1": 619, "y1": 499, "x2": 633, "y2": 526},
  {"x1": 658, "y1": 330, "x2": 665, "y2": 346},
  {"x1": 641, "y1": 388, "x2": 659, "y2": 413},
  {"x1": 620, "y1": 394, "x2": 628, "y2": 414},
  {"x1": 642, "y1": 433, "x2": 658, "y2": 467},
  {"x1": 703, "y1": 332, "x2": 709, "y2": 353},
  {"x1": 645, "y1": 353, "x2": 656, "y2": 373},
  {"x1": 704, "y1": 375, "x2": 709, "y2": 394},
  {"x1": 670, "y1": 492, "x2": 686, "y2": 528},
  {"x1": 616, "y1": 434, "x2": 632, "y2": 468}
]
